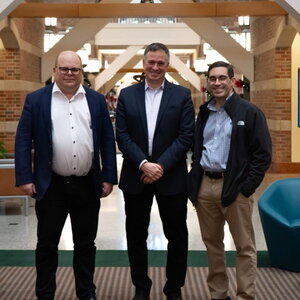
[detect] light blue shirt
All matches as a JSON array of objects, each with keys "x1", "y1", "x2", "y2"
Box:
[{"x1": 200, "y1": 95, "x2": 233, "y2": 172}]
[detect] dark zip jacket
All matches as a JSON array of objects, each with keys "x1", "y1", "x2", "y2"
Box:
[{"x1": 188, "y1": 92, "x2": 272, "y2": 207}]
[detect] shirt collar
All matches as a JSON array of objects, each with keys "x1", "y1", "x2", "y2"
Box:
[
  {"x1": 208, "y1": 91, "x2": 234, "y2": 111},
  {"x1": 52, "y1": 82, "x2": 86, "y2": 98},
  {"x1": 144, "y1": 79, "x2": 165, "y2": 91}
]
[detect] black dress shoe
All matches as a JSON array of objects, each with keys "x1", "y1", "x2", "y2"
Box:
[
  {"x1": 132, "y1": 295, "x2": 149, "y2": 300},
  {"x1": 167, "y1": 295, "x2": 182, "y2": 300},
  {"x1": 132, "y1": 290, "x2": 150, "y2": 300},
  {"x1": 79, "y1": 296, "x2": 96, "y2": 300},
  {"x1": 132, "y1": 296, "x2": 149, "y2": 300},
  {"x1": 212, "y1": 296, "x2": 231, "y2": 300}
]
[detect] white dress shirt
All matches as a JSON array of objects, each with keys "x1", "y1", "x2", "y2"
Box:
[
  {"x1": 51, "y1": 83, "x2": 94, "y2": 176},
  {"x1": 145, "y1": 80, "x2": 164, "y2": 156}
]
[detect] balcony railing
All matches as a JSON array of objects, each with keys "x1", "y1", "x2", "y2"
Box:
[{"x1": 112, "y1": 17, "x2": 180, "y2": 24}]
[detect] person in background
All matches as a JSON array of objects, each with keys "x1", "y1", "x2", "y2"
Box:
[
  {"x1": 188, "y1": 61, "x2": 272, "y2": 300},
  {"x1": 116, "y1": 42, "x2": 195, "y2": 300},
  {"x1": 15, "y1": 50, "x2": 118, "y2": 300}
]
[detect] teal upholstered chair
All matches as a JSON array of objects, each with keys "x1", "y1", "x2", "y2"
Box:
[{"x1": 258, "y1": 178, "x2": 300, "y2": 272}]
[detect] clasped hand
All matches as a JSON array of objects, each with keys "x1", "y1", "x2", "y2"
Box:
[{"x1": 140, "y1": 162, "x2": 164, "y2": 184}]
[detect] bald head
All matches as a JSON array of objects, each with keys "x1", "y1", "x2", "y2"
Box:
[
  {"x1": 53, "y1": 51, "x2": 84, "y2": 98},
  {"x1": 55, "y1": 51, "x2": 83, "y2": 68}
]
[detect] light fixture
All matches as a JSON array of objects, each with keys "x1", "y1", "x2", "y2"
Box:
[
  {"x1": 194, "y1": 58, "x2": 208, "y2": 73},
  {"x1": 238, "y1": 16, "x2": 250, "y2": 31},
  {"x1": 45, "y1": 17, "x2": 57, "y2": 27},
  {"x1": 238, "y1": 16, "x2": 249, "y2": 26},
  {"x1": 85, "y1": 59, "x2": 101, "y2": 73}
]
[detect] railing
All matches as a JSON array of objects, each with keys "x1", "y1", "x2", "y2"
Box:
[{"x1": 112, "y1": 17, "x2": 181, "y2": 24}]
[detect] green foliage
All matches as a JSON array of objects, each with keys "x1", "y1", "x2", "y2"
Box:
[{"x1": 0, "y1": 140, "x2": 7, "y2": 158}]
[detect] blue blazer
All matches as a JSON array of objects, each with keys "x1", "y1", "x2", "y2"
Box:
[
  {"x1": 15, "y1": 83, "x2": 117, "y2": 200},
  {"x1": 116, "y1": 79, "x2": 195, "y2": 195}
]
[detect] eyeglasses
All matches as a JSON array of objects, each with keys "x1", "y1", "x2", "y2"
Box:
[
  {"x1": 208, "y1": 75, "x2": 230, "y2": 83},
  {"x1": 56, "y1": 66, "x2": 83, "y2": 75}
]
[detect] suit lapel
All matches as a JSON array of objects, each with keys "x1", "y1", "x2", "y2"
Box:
[
  {"x1": 155, "y1": 79, "x2": 172, "y2": 130},
  {"x1": 136, "y1": 80, "x2": 173, "y2": 141},
  {"x1": 85, "y1": 88, "x2": 98, "y2": 149},
  {"x1": 42, "y1": 84, "x2": 54, "y2": 142},
  {"x1": 85, "y1": 88, "x2": 96, "y2": 125},
  {"x1": 135, "y1": 82, "x2": 148, "y2": 139}
]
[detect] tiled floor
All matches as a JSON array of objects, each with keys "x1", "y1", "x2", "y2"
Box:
[{"x1": 0, "y1": 154, "x2": 297, "y2": 252}]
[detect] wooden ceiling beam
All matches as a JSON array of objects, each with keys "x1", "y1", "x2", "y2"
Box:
[
  {"x1": 9, "y1": 2, "x2": 286, "y2": 18},
  {"x1": 99, "y1": 67, "x2": 195, "y2": 73},
  {"x1": 10, "y1": 3, "x2": 79, "y2": 18}
]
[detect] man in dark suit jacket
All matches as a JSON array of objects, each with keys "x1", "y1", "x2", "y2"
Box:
[
  {"x1": 15, "y1": 51, "x2": 117, "y2": 300},
  {"x1": 116, "y1": 43, "x2": 195, "y2": 300}
]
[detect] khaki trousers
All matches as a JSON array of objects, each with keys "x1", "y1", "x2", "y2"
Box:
[{"x1": 195, "y1": 175, "x2": 256, "y2": 300}]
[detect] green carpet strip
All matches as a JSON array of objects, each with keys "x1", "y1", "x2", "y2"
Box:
[{"x1": 0, "y1": 250, "x2": 270, "y2": 267}]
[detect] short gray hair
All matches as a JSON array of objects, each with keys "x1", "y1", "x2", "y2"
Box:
[{"x1": 144, "y1": 43, "x2": 170, "y2": 62}]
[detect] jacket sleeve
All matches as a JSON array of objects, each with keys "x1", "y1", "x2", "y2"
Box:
[
  {"x1": 15, "y1": 94, "x2": 34, "y2": 186},
  {"x1": 239, "y1": 108, "x2": 272, "y2": 197},
  {"x1": 98, "y1": 96, "x2": 118, "y2": 184},
  {"x1": 115, "y1": 90, "x2": 148, "y2": 168}
]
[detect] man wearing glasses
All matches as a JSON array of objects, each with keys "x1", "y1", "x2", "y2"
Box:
[
  {"x1": 15, "y1": 50, "x2": 117, "y2": 300},
  {"x1": 116, "y1": 43, "x2": 194, "y2": 300},
  {"x1": 188, "y1": 61, "x2": 272, "y2": 300}
]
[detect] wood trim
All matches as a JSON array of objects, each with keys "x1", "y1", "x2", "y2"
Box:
[
  {"x1": 10, "y1": 3, "x2": 79, "y2": 18},
  {"x1": 79, "y1": 3, "x2": 216, "y2": 18},
  {"x1": 268, "y1": 162, "x2": 300, "y2": 173},
  {"x1": 216, "y1": 1, "x2": 286, "y2": 17},
  {"x1": 99, "y1": 67, "x2": 195, "y2": 73},
  {"x1": 9, "y1": 2, "x2": 287, "y2": 18},
  {"x1": 0, "y1": 168, "x2": 26, "y2": 196}
]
